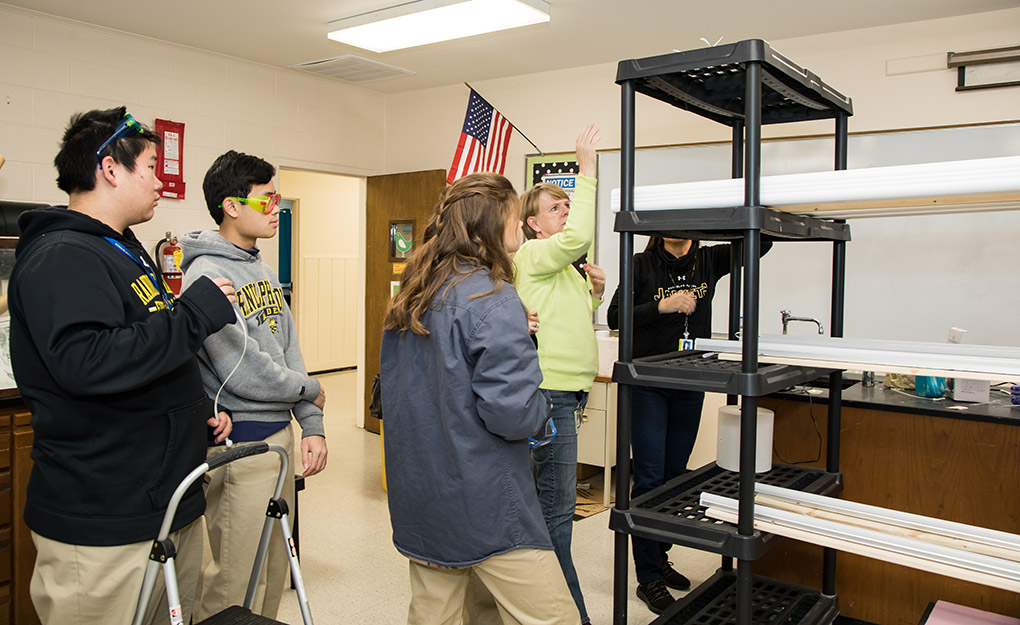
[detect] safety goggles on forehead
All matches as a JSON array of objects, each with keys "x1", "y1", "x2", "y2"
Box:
[
  {"x1": 95, "y1": 113, "x2": 144, "y2": 165},
  {"x1": 221, "y1": 193, "x2": 281, "y2": 214}
]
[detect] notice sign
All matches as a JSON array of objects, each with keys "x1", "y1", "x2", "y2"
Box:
[
  {"x1": 155, "y1": 118, "x2": 186, "y2": 199},
  {"x1": 527, "y1": 154, "x2": 581, "y2": 199},
  {"x1": 541, "y1": 173, "x2": 577, "y2": 198}
]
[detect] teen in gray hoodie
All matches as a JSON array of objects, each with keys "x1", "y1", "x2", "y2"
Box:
[{"x1": 180, "y1": 150, "x2": 327, "y2": 620}]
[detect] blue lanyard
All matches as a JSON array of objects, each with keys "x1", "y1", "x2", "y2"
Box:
[{"x1": 103, "y1": 236, "x2": 173, "y2": 310}]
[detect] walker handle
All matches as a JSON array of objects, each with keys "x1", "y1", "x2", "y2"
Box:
[{"x1": 207, "y1": 442, "x2": 269, "y2": 470}]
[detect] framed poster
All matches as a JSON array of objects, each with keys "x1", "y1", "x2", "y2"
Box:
[
  {"x1": 0, "y1": 316, "x2": 15, "y2": 391},
  {"x1": 389, "y1": 219, "x2": 415, "y2": 262},
  {"x1": 525, "y1": 152, "x2": 581, "y2": 197}
]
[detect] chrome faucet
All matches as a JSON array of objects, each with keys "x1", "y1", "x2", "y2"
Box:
[{"x1": 781, "y1": 310, "x2": 824, "y2": 335}]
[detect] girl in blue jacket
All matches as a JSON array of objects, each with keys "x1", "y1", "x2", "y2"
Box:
[{"x1": 381, "y1": 172, "x2": 581, "y2": 625}]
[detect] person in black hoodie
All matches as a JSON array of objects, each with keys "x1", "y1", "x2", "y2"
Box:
[
  {"x1": 8, "y1": 107, "x2": 237, "y2": 625},
  {"x1": 607, "y1": 236, "x2": 770, "y2": 615}
]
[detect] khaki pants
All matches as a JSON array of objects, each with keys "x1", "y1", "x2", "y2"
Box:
[
  {"x1": 30, "y1": 519, "x2": 202, "y2": 625},
  {"x1": 465, "y1": 571, "x2": 502, "y2": 625},
  {"x1": 408, "y1": 548, "x2": 581, "y2": 625},
  {"x1": 196, "y1": 424, "x2": 295, "y2": 621}
]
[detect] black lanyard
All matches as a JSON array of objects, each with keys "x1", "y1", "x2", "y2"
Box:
[
  {"x1": 664, "y1": 247, "x2": 696, "y2": 288},
  {"x1": 662, "y1": 246, "x2": 696, "y2": 339},
  {"x1": 104, "y1": 236, "x2": 173, "y2": 310}
]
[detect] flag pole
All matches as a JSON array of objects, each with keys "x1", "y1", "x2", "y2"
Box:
[{"x1": 465, "y1": 82, "x2": 543, "y2": 156}]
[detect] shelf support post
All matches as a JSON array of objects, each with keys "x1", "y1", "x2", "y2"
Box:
[
  {"x1": 612, "y1": 77, "x2": 637, "y2": 625},
  {"x1": 722, "y1": 116, "x2": 746, "y2": 575},
  {"x1": 823, "y1": 111, "x2": 850, "y2": 596},
  {"x1": 728, "y1": 119, "x2": 745, "y2": 405},
  {"x1": 736, "y1": 58, "x2": 763, "y2": 625}
]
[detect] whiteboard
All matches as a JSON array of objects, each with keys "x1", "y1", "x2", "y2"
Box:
[{"x1": 595, "y1": 122, "x2": 1020, "y2": 346}]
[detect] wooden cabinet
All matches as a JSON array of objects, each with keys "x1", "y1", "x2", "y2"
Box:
[
  {"x1": 757, "y1": 397, "x2": 1020, "y2": 624},
  {"x1": 577, "y1": 379, "x2": 618, "y2": 506},
  {"x1": 577, "y1": 382, "x2": 727, "y2": 507},
  {"x1": 10, "y1": 410, "x2": 36, "y2": 625},
  {"x1": 0, "y1": 404, "x2": 38, "y2": 625},
  {"x1": 0, "y1": 411, "x2": 10, "y2": 625}
]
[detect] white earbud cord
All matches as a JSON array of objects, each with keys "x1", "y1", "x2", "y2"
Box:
[{"x1": 212, "y1": 307, "x2": 248, "y2": 447}]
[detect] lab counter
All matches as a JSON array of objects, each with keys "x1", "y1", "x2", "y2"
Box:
[
  {"x1": 754, "y1": 379, "x2": 1020, "y2": 625},
  {"x1": 772, "y1": 377, "x2": 1020, "y2": 426}
]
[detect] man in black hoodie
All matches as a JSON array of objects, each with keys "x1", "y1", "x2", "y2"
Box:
[{"x1": 8, "y1": 107, "x2": 237, "y2": 625}]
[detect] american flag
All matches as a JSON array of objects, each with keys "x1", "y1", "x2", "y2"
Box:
[{"x1": 447, "y1": 89, "x2": 513, "y2": 184}]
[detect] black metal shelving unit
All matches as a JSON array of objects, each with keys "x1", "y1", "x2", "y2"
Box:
[
  {"x1": 613, "y1": 350, "x2": 836, "y2": 396},
  {"x1": 611, "y1": 461, "x2": 842, "y2": 561},
  {"x1": 611, "y1": 39, "x2": 853, "y2": 625},
  {"x1": 654, "y1": 570, "x2": 839, "y2": 625}
]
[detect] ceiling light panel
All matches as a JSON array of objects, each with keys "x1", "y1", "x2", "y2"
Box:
[{"x1": 327, "y1": 0, "x2": 550, "y2": 53}]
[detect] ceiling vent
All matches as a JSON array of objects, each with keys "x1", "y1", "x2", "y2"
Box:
[{"x1": 289, "y1": 54, "x2": 415, "y2": 83}]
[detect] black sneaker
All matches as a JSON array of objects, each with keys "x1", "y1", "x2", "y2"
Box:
[
  {"x1": 636, "y1": 578, "x2": 675, "y2": 615},
  {"x1": 661, "y1": 561, "x2": 691, "y2": 591}
]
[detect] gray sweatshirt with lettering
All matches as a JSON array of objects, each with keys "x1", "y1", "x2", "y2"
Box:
[{"x1": 180, "y1": 230, "x2": 324, "y2": 439}]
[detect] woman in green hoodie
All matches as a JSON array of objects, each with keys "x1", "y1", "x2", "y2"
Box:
[{"x1": 512, "y1": 124, "x2": 602, "y2": 625}]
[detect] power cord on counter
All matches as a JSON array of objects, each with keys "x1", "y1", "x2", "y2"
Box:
[{"x1": 771, "y1": 392, "x2": 822, "y2": 466}]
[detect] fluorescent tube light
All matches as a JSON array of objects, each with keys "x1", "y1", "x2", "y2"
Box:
[{"x1": 327, "y1": 0, "x2": 550, "y2": 53}]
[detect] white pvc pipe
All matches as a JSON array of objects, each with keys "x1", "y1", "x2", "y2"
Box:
[
  {"x1": 754, "y1": 483, "x2": 1020, "y2": 553},
  {"x1": 610, "y1": 155, "x2": 1020, "y2": 214},
  {"x1": 700, "y1": 492, "x2": 1020, "y2": 582},
  {"x1": 754, "y1": 334, "x2": 1020, "y2": 359},
  {"x1": 695, "y1": 335, "x2": 1020, "y2": 377},
  {"x1": 703, "y1": 503, "x2": 1020, "y2": 592}
]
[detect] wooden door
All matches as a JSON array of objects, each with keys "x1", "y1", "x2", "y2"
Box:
[{"x1": 364, "y1": 170, "x2": 447, "y2": 434}]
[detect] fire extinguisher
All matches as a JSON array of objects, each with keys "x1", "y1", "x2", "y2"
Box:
[{"x1": 155, "y1": 231, "x2": 183, "y2": 296}]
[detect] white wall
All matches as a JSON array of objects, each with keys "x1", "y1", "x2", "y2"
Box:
[
  {"x1": 4, "y1": 4, "x2": 1017, "y2": 435},
  {"x1": 0, "y1": 4, "x2": 381, "y2": 427},
  {"x1": 0, "y1": 4, "x2": 386, "y2": 258},
  {"x1": 384, "y1": 8, "x2": 1020, "y2": 190},
  {"x1": 382, "y1": 8, "x2": 1020, "y2": 460},
  {"x1": 382, "y1": 9, "x2": 1020, "y2": 343}
]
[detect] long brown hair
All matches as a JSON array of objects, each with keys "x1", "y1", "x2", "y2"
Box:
[
  {"x1": 384, "y1": 172, "x2": 519, "y2": 335},
  {"x1": 645, "y1": 236, "x2": 698, "y2": 253}
]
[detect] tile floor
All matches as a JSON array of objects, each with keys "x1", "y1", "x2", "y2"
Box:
[{"x1": 271, "y1": 370, "x2": 721, "y2": 625}]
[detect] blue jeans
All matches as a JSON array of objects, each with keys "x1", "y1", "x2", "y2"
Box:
[
  {"x1": 531, "y1": 389, "x2": 588, "y2": 624},
  {"x1": 630, "y1": 385, "x2": 705, "y2": 584}
]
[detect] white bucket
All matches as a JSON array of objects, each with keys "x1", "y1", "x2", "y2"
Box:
[
  {"x1": 715, "y1": 405, "x2": 774, "y2": 473},
  {"x1": 594, "y1": 330, "x2": 617, "y2": 379}
]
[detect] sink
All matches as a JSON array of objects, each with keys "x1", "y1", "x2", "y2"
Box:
[{"x1": 799, "y1": 376, "x2": 859, "y2": 390}]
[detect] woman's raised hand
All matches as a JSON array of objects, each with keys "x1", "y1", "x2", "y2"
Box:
[{"x1": 576, "y1": 123, "x2": 600, "y2": 178}]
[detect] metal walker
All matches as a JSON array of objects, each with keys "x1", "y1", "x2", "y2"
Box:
[{"x1": 132, "y1": 443, "x2": 313, "y2": 625}]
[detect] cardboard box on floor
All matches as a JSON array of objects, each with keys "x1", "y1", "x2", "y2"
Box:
[
  {"x1": 577, "y1": 463, "x2": 601, "y2": 481},
  {"x1": 575, "y1": 464, "x2": 612, "y2": 519}
]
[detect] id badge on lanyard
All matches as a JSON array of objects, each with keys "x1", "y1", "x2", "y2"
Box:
[{"x1": 679, "y1": 315, "x2": 694, "y2": 351}]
